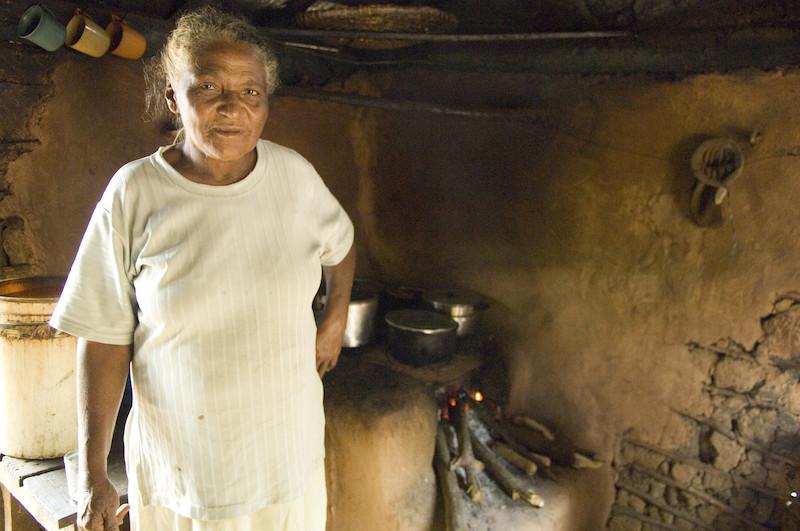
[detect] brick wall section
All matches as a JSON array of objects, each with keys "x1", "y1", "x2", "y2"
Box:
[{"x1": 607, "y1": 296, "x2": 800, "y2": 530}]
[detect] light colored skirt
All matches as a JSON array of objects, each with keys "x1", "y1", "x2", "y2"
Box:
[{"x1": 129, "y1": 465, "x2": 327, "y2": 531}]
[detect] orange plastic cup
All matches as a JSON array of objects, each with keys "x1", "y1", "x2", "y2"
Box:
[{"x1": 106, "y1": 15, "x2": 146, "y2": 60}]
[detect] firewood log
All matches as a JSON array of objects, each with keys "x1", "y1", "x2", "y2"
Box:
[
  {"x1": 469, "y1": 396, "x2": 603, "y2": 470},
  {"x1": 435, "y1": 424, "x2": 467, "y2": 531},
  {"x1": 470, "y1": 429, "x2": 544, "y2": 508},
  {"x1": 449, "y1": 397, "x2": 483, "y2": 503},
  {"x1": 492, "y1": 443, "x2": 538, "y2": 476},
  {"x1": 468, "y1": 396, "x2": 551, "y2": 467},
  {"x1": 512, "y1": 415, "x2": 555, "y2": 441},
  {"x1": 572, "y1": 451, "x2": 603, "y2": 469}
]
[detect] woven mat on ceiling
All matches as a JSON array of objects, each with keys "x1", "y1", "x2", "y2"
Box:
[{"x1": 295, "y1": 4, "x2": 458, "y2": 49}]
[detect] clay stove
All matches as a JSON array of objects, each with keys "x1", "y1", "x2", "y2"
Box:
[{"x1": 321, "y1": 336, "x2": 611, "y2": 531}]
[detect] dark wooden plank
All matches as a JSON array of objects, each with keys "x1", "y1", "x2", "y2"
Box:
[{"x1": 0, "y1": 455, "x2": 64, "y2": 487}]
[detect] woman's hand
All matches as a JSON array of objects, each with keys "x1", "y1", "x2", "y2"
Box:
[
  {"x1": 317, "y1": 245, "x2": 356, "y2": 378},
  {"x1": 316, "y1": 315, "x2": 346, "y2": 377},
  {"x1": 75, "y1": 339, "x2": 131, "y2": 530},
  {"x1": 76, "y1": 476, "x2": 129, "y2": 531}
]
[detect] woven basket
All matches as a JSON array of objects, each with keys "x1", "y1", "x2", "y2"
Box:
[{"x1": 296, "y1": 4, "x2": 458, "y2": 49}]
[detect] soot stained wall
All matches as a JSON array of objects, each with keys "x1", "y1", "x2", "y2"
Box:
[{"x1": 265, "y1": 69, "x2": 800, "y2": 460}]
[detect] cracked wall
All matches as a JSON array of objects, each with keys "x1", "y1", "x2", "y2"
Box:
[
  {"x1": 0, "y1": 43, "x2": 58, "y2": 278},
  {"x1": 0, "y1": 49, "x2": 166, "y2": 278},
  {"x1": 610, "y1": 297, "x2": 800, "y2": 530}
]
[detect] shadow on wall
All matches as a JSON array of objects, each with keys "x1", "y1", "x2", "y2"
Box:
[{"x1": 364, "y1": 111, "x2": 581, "y2": 280}]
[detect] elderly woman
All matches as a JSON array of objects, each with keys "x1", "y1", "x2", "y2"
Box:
[{"x1": 49, "y1": 7, "x2": 355, "y2": 531}]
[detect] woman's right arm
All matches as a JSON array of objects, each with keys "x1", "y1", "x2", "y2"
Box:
[{"x1": 76, "y1": 338, "x2": 131, "y2": 531}]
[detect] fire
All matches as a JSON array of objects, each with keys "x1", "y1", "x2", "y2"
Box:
[
  {"x1": 473, "y1": 391, "x2": 484, "y2": 402},
  {"x1": 449, "y1": 398, "x2": 457, "y2": 408}
]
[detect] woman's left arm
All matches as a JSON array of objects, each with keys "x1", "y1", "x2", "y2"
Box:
[{"x1": 317, "y1": 244, "x2": 356, "y2": 377}]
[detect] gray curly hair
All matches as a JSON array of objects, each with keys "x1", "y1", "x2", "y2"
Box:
[{"x1": 144, "y1": 6, "x2": 279, "y2": 127}]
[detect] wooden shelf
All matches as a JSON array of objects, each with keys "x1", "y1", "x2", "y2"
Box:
[{"x1": 0, "y1": 452, "x2": 127, "y2": 531}]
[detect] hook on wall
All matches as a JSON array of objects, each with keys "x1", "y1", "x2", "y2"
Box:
[{"x1": 688, "y1": 137, "x2": 745, "y2": 227}]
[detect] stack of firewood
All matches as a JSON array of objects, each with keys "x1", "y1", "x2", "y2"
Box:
[{"x1": 434, "y1": 390, "x2": 603, "y2": 530}]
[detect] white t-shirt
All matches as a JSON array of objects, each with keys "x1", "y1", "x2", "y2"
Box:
[{"x1": 50, "y1": 139, "x2": 354, "y2": 520}]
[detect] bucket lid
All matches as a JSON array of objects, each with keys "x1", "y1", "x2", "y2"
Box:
[{"x1": 0, "y1": 276, "x2": 65, "y2": 301}]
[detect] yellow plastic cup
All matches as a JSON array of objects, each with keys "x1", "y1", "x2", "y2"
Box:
[
  {"x1": 106, "y1": 15, "x2": 146, "y2": 60},
  {"x1": 65, "y1": 10, "x2": 110, "y2": 58}
]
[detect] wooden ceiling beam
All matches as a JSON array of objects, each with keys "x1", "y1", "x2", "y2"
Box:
[{"x1": 282, "y1": 0, "x2": 317, "y2": 15}]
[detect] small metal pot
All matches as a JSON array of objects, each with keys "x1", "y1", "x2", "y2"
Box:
[
  {"x1": 315, "y1": 279, "x2": 382, "y2": 348},
  {"x1": 423, "y1": 289, "x2": 489, "y2": 336},
  {"x1": 385, "y1": 309, "x2": 458, "y2": 366},
  {"x1": 382, "y1": 285, "x2": 426, "y2": 311}
]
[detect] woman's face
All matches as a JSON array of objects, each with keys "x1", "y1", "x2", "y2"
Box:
[{"x1": 166, "y1": 41, "x2": 269, "y2": 163}]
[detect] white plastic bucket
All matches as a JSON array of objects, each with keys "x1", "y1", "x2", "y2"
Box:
[{"x1": 0, "y1": 277, "x2": 77, "y2": 458}]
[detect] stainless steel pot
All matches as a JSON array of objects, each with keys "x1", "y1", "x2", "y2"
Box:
[
  {"x1": 422, "y1": 289, "x2": 489, "y2": 336},
  {"x1": 385, "y1": 309, "x2": 458, "y2": 366},
  {"x1": 315, "y1": 279, "x2": 382, "y2": 348}
]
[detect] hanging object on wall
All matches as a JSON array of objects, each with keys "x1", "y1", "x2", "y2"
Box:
[
  {"x1": 65, "y1": 9, "x2": 111, "y2": 57},
  {"x1": 688, "y1": 137, "x2": 744, "y2": 227},
  {"x1": 106, "y1": 15, "x2": 147, "y2": 60},
  {"x1": 16, "y1": 4, "x2": 65, "y2": 52}
]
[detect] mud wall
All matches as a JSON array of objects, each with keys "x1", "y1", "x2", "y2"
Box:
[
  {"x1": 610, "y1": 303, "x2": 800, "y2": 529},
  {"x1": 4, "y1": 38, "x2": 800, "y2": 529},
  {"x1": 0, "y1": 49, "x2": 166, "y2": 278},
  {"x1": 268, "y1": 68, "x2": 800, "y2": 446},
  {"x1": 265, "y1": 70, "x2": 800, "y2": 527}
]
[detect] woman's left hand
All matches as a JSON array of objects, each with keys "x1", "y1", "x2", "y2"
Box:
[
  {"x1": 316, "y1": 246, "x2": 356, "y2": 378},
  {"x1": 316, "y1": 315, "x2": 345, "y2": 378}
]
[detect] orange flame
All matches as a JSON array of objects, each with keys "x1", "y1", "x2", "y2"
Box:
[{"x1": 474, "y1": 391, "x2": 484, "y2": 402}]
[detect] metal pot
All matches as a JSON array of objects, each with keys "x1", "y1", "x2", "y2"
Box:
[
  {"x1": 422, "y1": 288, "x2": 489, "y2": 336},
  {"x1": 385, "y1": 309, "x2": 458, "y2": 366},
  {"x1": 315, "y1": 279, "x2": 382, "y2": 348},
  {"x1": 382, "y1": 285, "x2": 426, "y2": 311},
  {"x1": 376, "y1": 284, "x2": 426, "y2": 336}
]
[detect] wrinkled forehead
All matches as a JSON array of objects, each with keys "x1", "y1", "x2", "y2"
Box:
[{"x1": 172, "y1": 41, "x2": 268, "y2": 84}]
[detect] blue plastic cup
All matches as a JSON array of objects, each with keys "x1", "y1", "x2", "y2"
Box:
[{"x1": 17, "y1": 5, "x2": 66, "y2": 52}]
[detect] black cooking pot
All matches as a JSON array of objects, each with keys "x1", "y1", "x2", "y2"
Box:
[{"x1": 385, "y1": 309, "x2": 458, "y2": 367}]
